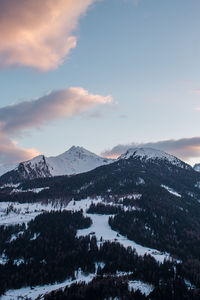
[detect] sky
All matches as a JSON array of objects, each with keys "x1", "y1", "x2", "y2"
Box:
[{"x1": 0, "y1": 0, "x2": 200, "y2": 166}]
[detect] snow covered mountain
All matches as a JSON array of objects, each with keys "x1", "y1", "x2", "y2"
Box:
[
  {"x1": 119, "y1": 147, "x2": 191, "y2": 170},
  {"x1": 6, "y1": 146, "x2": 200, "y2": 203},
  {"x1": 0, "y1": 146, "x2": 114, "y2": 184}
]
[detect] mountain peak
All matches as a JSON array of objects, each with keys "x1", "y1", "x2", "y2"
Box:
[
  {"x1": 120, "y1": 147, "x2": 172, "y2": 160},
  {"x1": 119, "y1": 147, "x2": 191, "y2": 169},
  {"x1": 68, "y1": 145, "x2": 84, "y2": 152},
  {"x1": 58, "y1": 146, "x2": 102, "y2": 160},
  {"x1": 0, "y1": 146, "x2": 115, "y2": 184}
]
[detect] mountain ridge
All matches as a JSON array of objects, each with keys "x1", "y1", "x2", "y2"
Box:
[
  {"x1": 0, "y1": 146, "x2": 199, "y2": 186},
  {"x1": 0, "y1": 146, "x2": 114, "y2": 184}
]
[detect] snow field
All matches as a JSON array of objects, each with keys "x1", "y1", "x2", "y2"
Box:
[{"x1": 0, "y1": 201, "x2": 68, "y2": 226}]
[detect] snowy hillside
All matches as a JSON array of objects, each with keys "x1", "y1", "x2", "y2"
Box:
[{"x1": 46, "y1": 146, "x2": 114, "y2": 176}]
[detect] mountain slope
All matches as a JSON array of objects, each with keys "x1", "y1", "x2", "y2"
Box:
[{"x1": 0, "y1": 146, "x2": 114, "y2": 185}]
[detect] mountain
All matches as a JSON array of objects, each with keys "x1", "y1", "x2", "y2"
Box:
[
  {"x1": 0, "y1": 146, "x2": 114, "y2": 185},
  {"x1": 2, "y1": 147, "x2": 200, "y2": 299},
  {"x1": 119, "y1": 147, "x2": 191, "y2": 168},
  {"x1": 1, "y1": 147, "x2": 200, "y2": 299},
  {"x1": 4, "y1": 147, "x2": 199, "y2": 202}
]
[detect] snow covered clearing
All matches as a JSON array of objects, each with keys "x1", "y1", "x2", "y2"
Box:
[
  {"x1": 161, "y1": 184, "x2": 181, "y2": 198},
  {"x1": 67, "y1": 197, "x2": 103, "y2": 212},
  {"x1": 77, "y1": 214, "x2": 170, "y2": 263},
  {"x1": 69, "y1": 198, "x2": 171, "y2": 263},
  {"x1": 128, "y1": 280, "x2": 154, "y2": 296},
  {"x1": 1, "y1": 269, "x2": 95, "y2": 300},
  {"x1": 0, "y1": 201, "x2": 68, "y2": 226}
]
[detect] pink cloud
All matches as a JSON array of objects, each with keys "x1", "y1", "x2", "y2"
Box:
[
  {"x1": 0, "y1": 87, "x2": 113, "y2": 164},
  {"x1": 0, "y1": 133, "x2": 40, "y2": 165},
  {"x1": 0, "y1": 0, "x2": 94, "y2": 70},
  {"x1": 0, "y1": 87, "x2": 113, "y2": 135}
]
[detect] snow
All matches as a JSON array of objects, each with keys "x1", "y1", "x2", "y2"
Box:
[
  {"x1": 119, "y1": 147, "x2": 190, "y2": 169},
  {"x1": 195, "y1": 182, "x2": 200, "y2": 189},
  {"x1": 95, "y1": 262, "x2": 105, "y2": 272},
  {"x1": 0, "y1": 183, "x2": 20, "y2": 189},
  {"x1": 184, "y1": 279, "x2": 196, "y2": 290},
  {"x1": 30, "y1": 232, "x2": 40, "y2": 240},
  {"x1": 0, "y1": 198, "x2": 176, "y2": 265},
  {"x1": 1, "y1": 267, "x2": 155, "y2": 300},
  {"x1": 11, "y1": 187, "x2": 49, "y2": 194},
  {"x1": 136, "y1": 177, "x2": 145, "y2": 186},
  {"x1": 46, "y1": 146, "x2": 114, "y2": 176},
  {"x1": 161, "y1": 184, "x2": 181, "y2": 197},
  {"x1": 0, "y1": 252, "x2": 8, "y2": 265},
  {"x1": 0, "y1": 252, "x2": 24, "y2": 266},
  {"x1": 128, "y1": 280, "x2": 154, "y2": 296},
  {"x1": 13, "y1": 258, "x2": 25, "y2": 266},
  {"x1": 194, "y1": 163, "x2": 200, "y2": 172},
  {"x1": 0, "y1": 201, "x2": 68, "y2": 226},
  {"x1": 119, "y1": 193, "x2": 142, "y2": 201},
  {"x1": 67, "y1": 197, "x2": 103, "y2": 212},
  {"x1": 0, "y1": 197, "x2": 176, "y2": 299},
  {"x1": 1, "y1": 269, "x2": 95, "y2": 300},
  {"x1": 10, "y1": 231, "x2": 24, "y2": 242},
  {"x1": 77, "y1": 214, "x2": 170, "y2": 263},
  {"x1": 66, "y1": 198, "x2": 172, "y2": 263}
]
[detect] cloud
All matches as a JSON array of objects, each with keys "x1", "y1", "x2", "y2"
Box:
[
  {"x1": 0, "y1": 134, "x2": 39, "y2": 165},
  {"x1": 0, "y1": 87, "x2": 113, "y2": 135},
  {"x1": 101, "y1": 137, "x2": 200, "y2": 161},
  {"x1": 0, "y1": 0, "x2": 94, "y2": 70},
  {"x1": 0, "y1": 87, "x2": 113, "y2": 164}
]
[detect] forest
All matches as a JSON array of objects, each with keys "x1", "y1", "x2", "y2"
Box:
[{"x1": 0, "y1": 210, "x2": 198, "y2": 299}]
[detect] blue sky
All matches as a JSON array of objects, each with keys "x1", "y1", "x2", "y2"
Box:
[{"x1": 0, "y1": 0, "x2": 200, "y2": 165}]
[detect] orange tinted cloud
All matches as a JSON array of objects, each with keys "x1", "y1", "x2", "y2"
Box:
[
  {"x1": 0, "y1": 0, "x2": 94, "y2": 70},
  {"x1": 0, "y1": 133, "x2": 40, "y2": 165}
]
